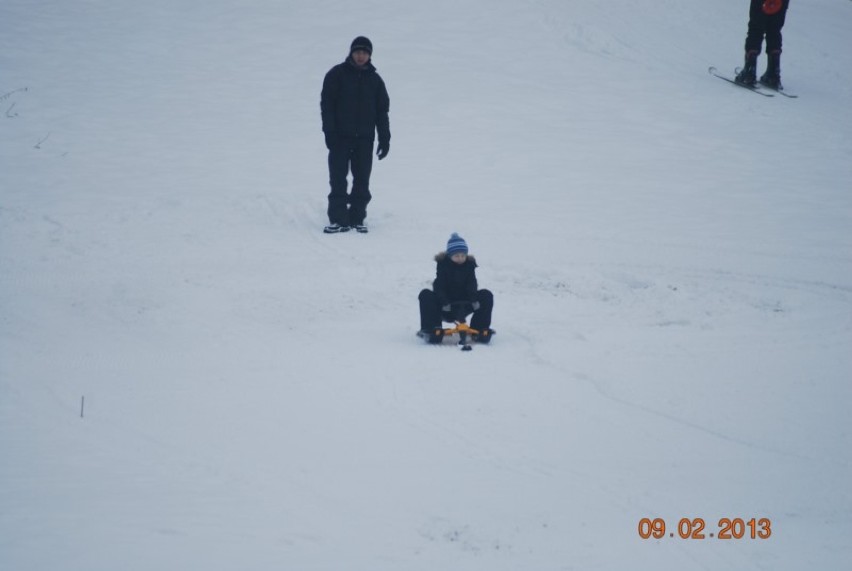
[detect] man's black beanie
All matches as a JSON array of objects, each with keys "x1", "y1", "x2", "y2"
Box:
[{"x1": 350, "y1": 36, "x2": 373, "y2": 55}]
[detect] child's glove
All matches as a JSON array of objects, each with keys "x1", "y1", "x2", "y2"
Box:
[
  {"x1": 441, "y1": 304, "x2": 451, "y2": 312},
  {"x1": 471, "y1": 301, "x2": 481, "y2": 311}
]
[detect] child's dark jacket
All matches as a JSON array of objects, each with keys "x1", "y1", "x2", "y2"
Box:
[{"x1": 432, "y1": 252, "x2": 478, "y2": 306}]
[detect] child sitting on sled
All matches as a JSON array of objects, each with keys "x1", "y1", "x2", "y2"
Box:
[{"x1": 418, "y1": 232, "x2": 494, "y2": 344}]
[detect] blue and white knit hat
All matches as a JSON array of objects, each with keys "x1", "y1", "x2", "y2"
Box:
[{"x1": 446, "y1": 232, "x2": 468, "y2": 256}]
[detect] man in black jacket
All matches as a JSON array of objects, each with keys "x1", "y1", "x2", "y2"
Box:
[{"x1": 320, "y1": 36, "x2": 391, "y2": 234}]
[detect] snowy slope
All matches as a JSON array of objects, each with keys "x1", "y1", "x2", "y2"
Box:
[{"x1": 2, "y1": 1, "x2": 851, "y2": 569}]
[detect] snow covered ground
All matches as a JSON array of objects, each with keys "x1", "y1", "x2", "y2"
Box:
[{"x1": 2, "y1": 1, "x2": 851, "y2": 569}]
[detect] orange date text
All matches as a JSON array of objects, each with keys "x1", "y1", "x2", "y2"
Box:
[{"x1": 638, "y1": 517, "x2": 772, "y2": 540}]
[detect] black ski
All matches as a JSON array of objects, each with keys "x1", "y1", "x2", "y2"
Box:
[
  {"x1": 758, "y1": 82, "x2": 798, "y2": 98},
  {"x1": 708, "y1": 67, "x2": 774, "y2": 97}
]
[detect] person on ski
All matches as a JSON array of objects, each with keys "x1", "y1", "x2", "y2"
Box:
[
  {"x1": 734, "y1": 0, "x2": 790, "y2": 89},
  {"x1": 320, "y1": 36, "x2": 391, "y2": 234},
  {"x1": 418, "y1": 233, "x2": 494, "y2": 343}
]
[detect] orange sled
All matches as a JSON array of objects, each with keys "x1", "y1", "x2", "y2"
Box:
[{"x1": 416, "y1": 320, "x2": 494, "y2": 351}]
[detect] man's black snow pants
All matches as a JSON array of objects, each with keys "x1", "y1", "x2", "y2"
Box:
[{"x1": 327, "y1": 137, "x2": 373, "y2": 226}]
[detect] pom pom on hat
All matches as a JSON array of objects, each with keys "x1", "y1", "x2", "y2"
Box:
[
  {"x1": 446, "y1": 232, "x2": 468, "y2": 256},
  {"x1": 350, "y1": 36, "x2": 373, "y2": 55}
]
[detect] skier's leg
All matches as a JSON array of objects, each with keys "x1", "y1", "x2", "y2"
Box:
[
  {"x1": 764, "y1": 0, "x2": 789, "y2": 54},
  {"x1": 735, "y1": 1, "x2": 766, "y2": 84},
  {"x1": 761, "y1": 1, "x2": 788, "y2": 87},
  {"x1": 744, "y1": 0, "x2": 767, "y2": 55}
]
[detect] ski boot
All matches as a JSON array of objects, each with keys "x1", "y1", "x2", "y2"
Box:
[
  {"x1": 759, "y1": 50, "x2": 783, "y2": 90},
  {"x1": 734, "y1": 50, "x2": 758, "y2": 86}
]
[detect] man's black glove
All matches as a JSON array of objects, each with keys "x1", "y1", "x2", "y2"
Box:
[
  {"x1": 376, "y1": 141, "x2": 389, "y2": 160},
  {"x1": 324, "y1": 132, "x2": 336, "y2": 150}
]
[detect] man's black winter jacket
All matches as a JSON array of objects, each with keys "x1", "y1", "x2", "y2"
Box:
[{"x1": 321, "y1": 57, "x2": 390, "y2": 145}]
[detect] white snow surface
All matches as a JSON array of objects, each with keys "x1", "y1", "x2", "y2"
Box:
[{"x1": 2, "y1": 1, "x2": 851, "y2": 569}]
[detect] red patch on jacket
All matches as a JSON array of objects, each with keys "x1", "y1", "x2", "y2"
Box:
[{"x1": 762, "y1": 0, "x2": 783, "y2": 15}]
